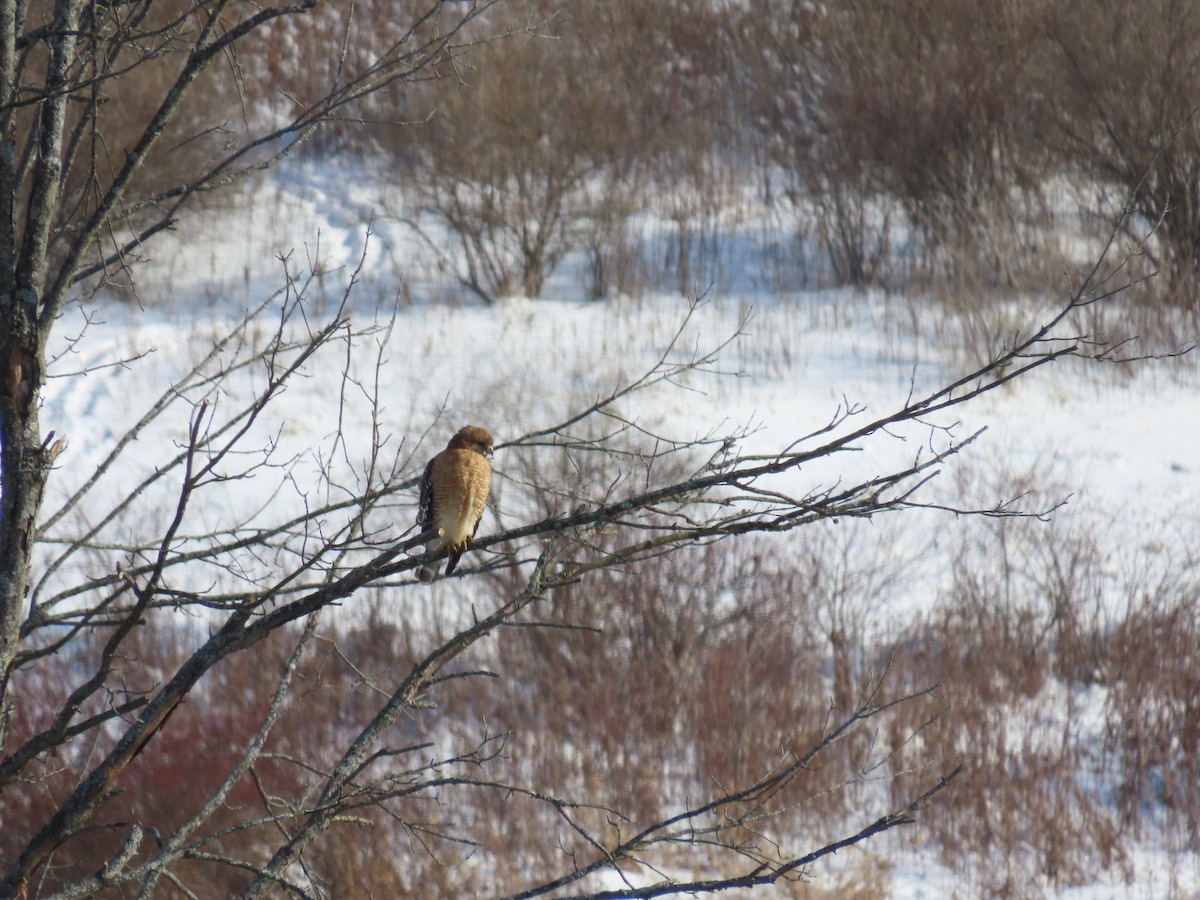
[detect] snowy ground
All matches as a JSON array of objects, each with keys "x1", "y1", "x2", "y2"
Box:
[{"x1": 38, "y1": 166, "x2": 1200, "y2": 898}]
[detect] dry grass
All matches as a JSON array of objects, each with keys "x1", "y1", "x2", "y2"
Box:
[{"x1": 7, "y1": 484, "x2": 1197, "y2": 896}]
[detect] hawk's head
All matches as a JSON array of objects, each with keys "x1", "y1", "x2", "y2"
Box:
[{"x1": 448, "y1": 425, "x2": 494, "y2": 457}]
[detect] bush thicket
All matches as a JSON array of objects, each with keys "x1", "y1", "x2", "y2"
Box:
[{"x1": 311, "y1": 0, "x2": 1200, "y2": 304}]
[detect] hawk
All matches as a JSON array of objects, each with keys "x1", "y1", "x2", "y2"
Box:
[{"x1": 416, "y1": 425, "x2": 494, "y2": 583}]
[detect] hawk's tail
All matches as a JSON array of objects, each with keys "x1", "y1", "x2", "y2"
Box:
[
  {"x1": 417, "y1": 547, "x2": 464, "y2": 584},
  {"x1": 443, "y1": 549, "x2": 465, "y2": 577}
]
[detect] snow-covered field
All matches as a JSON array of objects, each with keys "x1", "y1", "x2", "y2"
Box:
[{"x1": 39, "y1": 166, "x2": 1200, "y2": 898}]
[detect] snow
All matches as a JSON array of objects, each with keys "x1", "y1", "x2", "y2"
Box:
[{"x1": 36, "y1": 165, "x2": 1200, "y2": 898}]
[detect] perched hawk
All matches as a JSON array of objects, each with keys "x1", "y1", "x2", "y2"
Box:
[{"x1": 416, "y1": 425, "x2": 494, "y2": 583}]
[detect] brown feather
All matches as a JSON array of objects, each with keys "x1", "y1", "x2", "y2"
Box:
[{"x1": 416, "y1": 426, "x2": 494, "y2": 583}]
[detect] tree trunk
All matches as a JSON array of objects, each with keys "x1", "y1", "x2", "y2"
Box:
[
  {"x1": 0, "y1": 0, "x2": 78, "y2": 694},
  {"x1": 0, "y1": 295, "x2": 45, "y2": 693}
]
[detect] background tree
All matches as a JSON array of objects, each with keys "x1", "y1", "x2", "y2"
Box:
[
  {"x1": 733, "y1": 0, "x2": 1051, "y2": 288},
  {"x1": 394, "y1": 0, "x2": 730, "y2": 302},
  {"x1": 1046, "y1": 0, "x2": 1200, "y2": 298}
]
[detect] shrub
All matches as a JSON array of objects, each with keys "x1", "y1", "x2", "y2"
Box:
[
  {"x1": 1045, "y1": 0, "x2": 1200, "y2": 296},
  {"x1": 736, "y1": 0, "x2": 1054, "y2": 288}
]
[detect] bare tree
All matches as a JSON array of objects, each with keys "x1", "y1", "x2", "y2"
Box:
[
  {"x1": 1047, "y1": 0, "x2": 1200, "y2": 293},
  {"x1": 0, "y1": 1, "x2": 1187, "y2": 898},
  {"x1": 397, "y1": 0, "x2": 730, "y2": 302},
  {"x1": 735, "y1": 0, "x2": 1051, "y2": 287},
  {"x1": 0, "y1": 0, "x2": 505, "y2": 688}
]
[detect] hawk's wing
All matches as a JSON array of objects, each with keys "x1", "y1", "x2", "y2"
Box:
[{"x1": 417, "y1": 455, "x2": 437, "y2": 533}]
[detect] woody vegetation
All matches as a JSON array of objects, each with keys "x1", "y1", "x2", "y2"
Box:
[{"x1": 0, "y1": 0, "x2": 1197, "y2": 897}]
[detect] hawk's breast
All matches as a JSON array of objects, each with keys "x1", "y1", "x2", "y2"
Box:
[{"x1": 431, "y1": 448, "x2": 491, "y2": 549}]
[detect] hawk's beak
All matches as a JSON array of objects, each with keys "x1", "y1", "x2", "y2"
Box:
[{"x1": 486, "y1": 444, "x2": 495, "y2": 457}]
